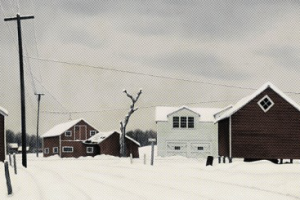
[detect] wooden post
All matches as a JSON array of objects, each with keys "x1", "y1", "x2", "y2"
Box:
[
  {"x1": 4, "y1": 161, "x2": 13, "y2": 195},
  {"x1": 130, "y1": 153, "x2": 133, "y2": 164},
  {"x1": 144, "y1": 154, "x2": 146, "y2": 165},
  {"x1": 13, "y1": 153, "x2": 17, "y2": 174},
  {"x1": 149, "y1": 138, "x2": 156, "y2": 166},
  {"x1": 218, "y1": 156, "x2": 221, "y2": 164},
  {"x1": 223, "y1": 156, "x2": 226, "y2": 163},
  {"x1": 4, "y1": 14, "x2": 35, "y2": 168},
  {"x1": 229, "y1": 157, "x2": 232, "y2": 163},
  {"x1": 9, "y1": 154, "x2": 12, "y2": 166}
]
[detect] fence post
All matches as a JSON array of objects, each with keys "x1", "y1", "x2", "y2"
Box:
[
  {"x1": 144, "y1": 154, "x2": 146, "y2": 165},
  {"x1": 9, "y1": 154, "x2": 12, "y2": 166},
  {"x1": 4, "y1": 161, "x2": 13, "y2": 195},
  {"x1": 148, "y1": 138, "x2": 156, "y2": 166},
  {"x1": 13, "y1": 153, "x2": 17, "y2": 174},
  {"x1": 130, "y1": 153, "x2": 133, "y2": 164}
]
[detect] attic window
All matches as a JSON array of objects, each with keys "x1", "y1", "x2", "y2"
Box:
[{"x1": 258, "y1": 95, "x2": 274, "y2": 112}]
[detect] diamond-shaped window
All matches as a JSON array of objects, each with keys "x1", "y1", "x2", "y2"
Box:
[{"x1": 258, "y1": 95, "x2": 274, "y2": 112}]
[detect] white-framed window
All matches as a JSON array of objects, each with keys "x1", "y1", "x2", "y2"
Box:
[
  {"x1": 44, "y1": 148, "x2": 49, "y2": 154},
  {"x1": 174, "y1": 146, "x2": 181, "y2": 150},
  {"x1": 173, "y1": 116, "x2": 179, "y2": 128},
  {"x1": 90, "y1": 130, "x2": 96, "y2": 137},
  {"x1": 53, "y1": 147, "x2": 58, "y2": 154},
  {"x1": 258, "y1": 95, "x2": 274, "y2": 112},
  {"x1": 198, "y1": 147, "x2": 204, "y2": 151},
  {"x1": 86, "y1": 147, "x2": 94, "y2": 153},
  {"x1": 62, "y1": 146, "x2": 73, "y2": 153},
  {"x1": 65, "y1": 131, "x2": 72, "y2": 137},
  {"x1": 173, "y1": 116, "x2": 194, "y2": 129}
]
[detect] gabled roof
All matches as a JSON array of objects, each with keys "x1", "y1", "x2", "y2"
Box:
[
  {"x1": 41, "y1": 118, "x2": 84, "y2": 138},
  {"x1": 156, "y1": 106, "x2": 221, "y2": 122},
  {"x1": 0, "y1": 106, "x2": 8, "y2": 116},
  {"x1": 215, "y1": 82, "x2": 300, "y2": 122},
  {"x1": 84, "y1": 130, "x2": 140, "y2": 146}
]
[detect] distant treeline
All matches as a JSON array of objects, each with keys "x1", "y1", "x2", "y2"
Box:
[
  {"x1": 126, "y1": 129, "x2": 157, "y2": 146},
  {"x1": 6, "y1": 129, "x2": 42, "y2": 151}
]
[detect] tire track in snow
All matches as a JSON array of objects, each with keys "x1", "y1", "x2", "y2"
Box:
[
  {"x1": 17, "y1": 166, "x2": 46, "y2": 199},
  {"x1": 71, "y1": 167, "x2": 214, "y2": 200},
  {"x1": 87, "y1": 163, "x2": 300, "y2": 200},
  {"x1": 31, "y1": 165, "x2": 92, "y2": 200}
]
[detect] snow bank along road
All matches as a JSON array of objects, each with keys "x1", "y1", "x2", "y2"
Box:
[{"x1": 1, "y1": 153, "x2": 300, "y2": 200}]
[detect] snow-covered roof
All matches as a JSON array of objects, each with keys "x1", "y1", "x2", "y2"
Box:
[
  {"x1": 84, "y1": 130, "x2": 140, "y2": 146},
  {"x1": 215, "y1": 82, "x2": 300, "y2": 122},
  {"x1": 0, "y1": 106, "x2": 8, "y2": 116},
  {"x1": 156, "y1": 106, "x2": 221, "y2": 122},
  {"x1": 8, "y1": 143, "x2": 18, "y2": 148},
  {"x1": 41, "y1": 118, "x2": 84, "y2": 138}
]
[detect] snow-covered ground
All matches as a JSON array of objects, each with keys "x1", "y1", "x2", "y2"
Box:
[{"x1": 1, "y1": 146, "x2": 300, "y2": 200}]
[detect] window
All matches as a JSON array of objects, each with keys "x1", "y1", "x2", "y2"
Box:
[
  {"x1": 86, "y1": 147, "x2": 94, "y2": 153},
  {"x1": 188, "y1": 117, "x2": 194, "y2": 128},
  {"x1": 62, "y1": 146, "x2": 73, "y2": 153},
  {"x1": 90, "y1": 130, "x2": 96, "y2": 136},
  {"x1": 174, "y1": 146, "x2": 181, "y2": 150},
  {"x1": 173, "y1": 116, "x2": 194, "y2": 129},
  {"x1": 44, "y1": 148, "x2": 49, "y2": 154},
  {"x1": 258, "y1": 95, "x2": 274, "y2": 112},
  {"x1": 198, "y1": 147, "x2": 204, "y2": 151},
  {"x1": 173, "y1": 117, "x2": 179, "y2": 128},
  {"x1": 53, "y1": 147, "x2": 58, "y2": 153},
  {"x1": 180, "y1": 117, "x2": 187, "y2": 128},
  {"x1": 65, "y1": 131, "x2": 72, "y2": 137}
]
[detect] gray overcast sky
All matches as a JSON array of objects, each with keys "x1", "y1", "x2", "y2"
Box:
[{"x1": 1, "y1": 0, "x2": 300, "y2": 134}]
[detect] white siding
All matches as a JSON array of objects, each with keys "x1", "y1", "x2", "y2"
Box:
[{"x1": 157, "y1": 108, "x2": 218, "y2": 158}]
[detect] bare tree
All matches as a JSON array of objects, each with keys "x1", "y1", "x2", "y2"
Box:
[{"x1": 120, "y1": 89, "x2": 142, "y2": 157}]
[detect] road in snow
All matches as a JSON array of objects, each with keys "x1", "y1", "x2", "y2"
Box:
[{"x1": 1, "y1": 146, "x2": 300, "y2": 200}]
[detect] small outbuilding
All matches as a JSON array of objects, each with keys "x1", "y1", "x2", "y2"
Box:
[
  {"x1": 215, "y1": 82, "x2": 300, "y2": 160},
  {"x1": 0, "y1": 106, "x2": 8, "y2": 162},
  {"x1": 84, "y1": 131, "x2": 140, "y2": 158}
]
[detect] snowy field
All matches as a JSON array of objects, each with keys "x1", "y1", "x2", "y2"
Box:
[{"x1": 1, "y1": 146, "x2": 300, "y2": 200}]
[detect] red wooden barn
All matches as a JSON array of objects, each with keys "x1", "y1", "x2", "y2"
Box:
[
  {"x1": 0, "y1": 106, "x2": 8, "y2": 162},
  {"x1": 42, "y1": 119, "x2": 140, "y2": 158},
  {"x1": 84, "y1": 130, "x2": 140, "y2": 158},
  {"x1": 215, "y1": 82, "x2": 300, "y2": 160},
  {"x1": 42, "y1": 119, "x2": 99, "y2": 158}
]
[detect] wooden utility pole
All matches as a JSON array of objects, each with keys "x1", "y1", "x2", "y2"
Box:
[
  {"x1": 4, "y1": 14, "x2": 34, "y2": 168},
  {"x1": 35, "y1": 93, "x2": 44, "y2": 157}
]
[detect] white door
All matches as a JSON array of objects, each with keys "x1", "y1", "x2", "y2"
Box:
[
  {"x1": 166, "y1": 142, "x2": 188, "y2": 157},
  {"x1": 190, "y1": 143, "x2": 211, "y2": 158}
]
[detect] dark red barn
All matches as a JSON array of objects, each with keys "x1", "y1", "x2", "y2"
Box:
[
  {"x1": 42, "y1": 119, "x2": 99, "y2": 158},
  {"x1": 0, "y1": 106, "x2": 8, "y2": 162},
  {"x1": 216, "y1": 82, "x2": 300, "y2": 160},
  {"x1": 84, "y1": 131, "x2": 140, "y2": 158}
]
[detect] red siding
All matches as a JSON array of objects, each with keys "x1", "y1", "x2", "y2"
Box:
[
  {"x1": 231, "y1": 87, "x2": 300, "y2": 159},
  {"x1": 43, "y1": 136, "x2": 59, "y2": 157},
  {"x1": 0, "y1": 115, "x2": 5, "y2": 162},
  {"x1": 99, "y1": 132, "x2": 139, "y2": 158},
  {"x1": 61, "y1": 141, "x2": 98, "y2": 158}
]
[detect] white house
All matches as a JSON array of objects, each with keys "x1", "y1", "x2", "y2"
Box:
[{"x1": 155, "y1": 106, "x2": 221, "y2": 158}]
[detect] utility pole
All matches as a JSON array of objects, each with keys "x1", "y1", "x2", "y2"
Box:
[
  {"x1": 4, "y1": 14, "x2": 34, "y2": 168},
  {"x1": 35, "y1": 93, "x2": 44, "y2": 157}
]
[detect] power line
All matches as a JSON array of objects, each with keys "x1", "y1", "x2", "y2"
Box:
[
  {"x1": 27, "y1": 56, "x2": 258, "y2": 91},
  {"x1": 41, "y1": 99, "x2": 237, "y2": 115},
  {"x1": 26, "y1": 56, "x2": 300, "y2": 95}
]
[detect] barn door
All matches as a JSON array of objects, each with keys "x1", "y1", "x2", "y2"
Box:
[{"x1": 74, "y1": 125, "x2": 87, "y2": 140}]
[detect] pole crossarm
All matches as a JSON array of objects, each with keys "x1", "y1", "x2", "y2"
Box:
[{"x1": 4, "y1": 15, "x2": 34, "y2": 21}]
